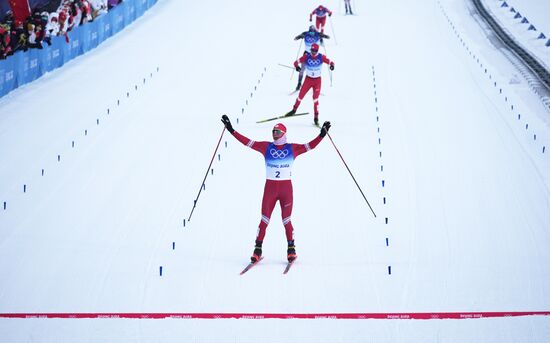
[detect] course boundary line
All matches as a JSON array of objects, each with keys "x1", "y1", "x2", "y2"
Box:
[{"x1": 1, "y1": 312, "x2": 549, "y2": 320}]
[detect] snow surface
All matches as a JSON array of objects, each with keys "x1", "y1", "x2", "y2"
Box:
[{"x1": 1, "y1": 0, "x2": 550, "y2": 341}]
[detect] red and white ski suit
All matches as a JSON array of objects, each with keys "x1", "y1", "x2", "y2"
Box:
[
  {"x1": 293, "y1": 52, "x2": 333, "y2": 119},
  {"x1": 310, "y1": 6, "x2": 332, "y2": 33},
  {"x1": 232, "y1": 131, "x2": 324, "y2": 242}
]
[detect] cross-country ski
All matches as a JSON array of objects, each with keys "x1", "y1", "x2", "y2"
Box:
[{"x1": 255, "y1": 112, "x2": 309, "y2": 123}]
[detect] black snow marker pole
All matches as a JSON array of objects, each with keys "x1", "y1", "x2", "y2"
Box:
[
  {"x1": 188, "y1": 126, "x2": 226, "y2": 222},
  {"x1": 327, "y1": 132, "x2": 376, "y2": 218}
]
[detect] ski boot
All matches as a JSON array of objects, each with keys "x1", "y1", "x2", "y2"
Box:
[
  {"x1": 251, "y1": 240, "x2": 263, "y2": 263},
  {"x1": 287, "y1": 240, "x2": 297, "y2": 262},
  {"x1": 285, "y1": 109, "x2": 297, "y2": 117}
]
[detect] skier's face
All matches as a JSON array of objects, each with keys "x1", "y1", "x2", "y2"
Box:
[
  {"x1": 311, "y1": 48, "x2": 319, "y2": 56},
  {"x1": 272, "y1": 129, "x2": 284, "y2": 140}
]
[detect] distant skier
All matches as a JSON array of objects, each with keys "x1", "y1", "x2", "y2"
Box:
[
  {"x1": 294, "y1": 25, "x2": 330, "y2": 91},
  {"x1": 287, "y1": 43, "x2": 334, "y2": 126},
  {"x1": 310, "y1": 5, "x2": 332, "y2": 34},
  {"x1": 220, "y1": 115, "x2": 331, "y2": 263},
  {"x1": 344, "y1": 0, "x2": 354, "y2": 15}
]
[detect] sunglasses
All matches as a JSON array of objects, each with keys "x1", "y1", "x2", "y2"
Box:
[{"x1": 272, "y1": 129, "x2": 284, "y2": 135}]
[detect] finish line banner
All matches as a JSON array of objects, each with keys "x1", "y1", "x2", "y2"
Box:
[
  {"x1": 1, "y1": 311, "x2": 549, "y2": 320},
  {"x1": 0, "y1": 0, "x2": 157, "y2": 98}
]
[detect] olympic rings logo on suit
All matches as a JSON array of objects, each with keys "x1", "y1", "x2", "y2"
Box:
[
  {"x1": 308, "y1": 58, "x2": 322, "y2": 66},
  {"x1": 270, "y1": 148, "x2": 289, "y2": 159}
]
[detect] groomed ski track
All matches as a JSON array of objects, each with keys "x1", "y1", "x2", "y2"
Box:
[{"x1": 0, "y1": 0, "x2": 549, "y2": 341}]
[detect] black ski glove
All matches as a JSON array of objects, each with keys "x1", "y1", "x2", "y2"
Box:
[
  {"x1": 329, "y1": 63, "x2": 335, "y2": 71},
  {"x1": 320, "y1": 121, "x2": 331, "y2": 137},
  {"x1": 295, "y1": 65, "x2": 301, "y2": 72},
  {"x1": 221, "y1": 114, "x2": 234, "y2": 133}
]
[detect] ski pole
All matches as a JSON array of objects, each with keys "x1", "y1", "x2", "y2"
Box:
[
  {"x1": 188, "y1": 125, "x2": 227, "y2": 222},
  {"x1": 322, "y1": 43, "x2": 333, "y2": 87},
  {"x1": 329, "y1": 16, "x2": 338, "y2": 45},
  {"x1": 278, "y1": 63, "x2": 294, "y2": 70},
  {"x1": 290, "y1": 39, "x2": 303, "y2": 80},
  {"x1": 327, "y1": 132, "x2": 376, "y2": 218}
]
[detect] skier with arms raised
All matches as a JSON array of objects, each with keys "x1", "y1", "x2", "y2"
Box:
[{"x1": 221, "y1": 115, "x2": 331, "y2": 264}]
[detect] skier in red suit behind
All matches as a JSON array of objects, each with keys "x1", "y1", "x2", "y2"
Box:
[
  {"x1": 287, "y1": 43, "x2": 334, "y2": 126},
  {"x1": 221, "y1": 115, "x2": 331, "y2": 263},
  {"x1": 310, "y1": 5, "x2": 332, "y2": 33}
]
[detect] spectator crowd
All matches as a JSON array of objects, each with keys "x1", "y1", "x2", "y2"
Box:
[{"x1": 1, "y1": 0, "x2": 123, "y2": 59}]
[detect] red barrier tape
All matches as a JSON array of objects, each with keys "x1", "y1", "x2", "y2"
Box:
[{"x1": 0, "y1": 312, "x2": 549, "y2": 320}]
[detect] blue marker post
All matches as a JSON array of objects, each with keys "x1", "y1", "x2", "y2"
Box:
[
  {"x1": 183, "y1": 219, "x2": 186, "y2": 227},
  {"x1": 58, "y1": 155, "x2": 61, "y2": 162},
  {"x1": 41, "y1": 169, "x2": 44, "y2": 176},
  {"x1": 172, "y1": 242, "x2": 175, "y2": 250},
  {"x1": 388, "y1": 266, "x2": 392, "y2": 275},
  {"x1": 23, "y1": 184, "x2": 26, "y2": 193},
  {"x1": 159, "y1": 266, "x2": 163, "y2": 276},
  {"x1": 386, "y1": 238, "x2": 389, "y2": 246},
  {"x1": 3, "y1": 201, "x2": 6, "y2": 210},
  {"x1": 385, "y1": 217, "x2": 389, "y2": 224}
]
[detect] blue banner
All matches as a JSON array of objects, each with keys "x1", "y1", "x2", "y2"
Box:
[
  {"x1": 0, "y1": 56, "x2": 16, "y2": 95},
  {"x1": 0, "y1": 0, "x2": 157, "y2": 98}
]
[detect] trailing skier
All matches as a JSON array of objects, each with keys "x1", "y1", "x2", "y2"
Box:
[
  {"x1": 287, "y1": 43, "x2": 334, "y2": 126},
  {"x1": 220, "y1": 115, "x2": 331, "y2": 263},
  {"x1": 293, "y1": 25, "x2": 330, "y2": 91},
  {"x1": 309, "y1": 5, "x2": 332, "y2": 34}
]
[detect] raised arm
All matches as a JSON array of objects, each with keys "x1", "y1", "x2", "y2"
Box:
[
  {"x1": 292, "y1": 121, "x2": 331, "y2": 157},
  {"x1": 221, "y1": 115, "x2": 268, "y2": 154}
]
